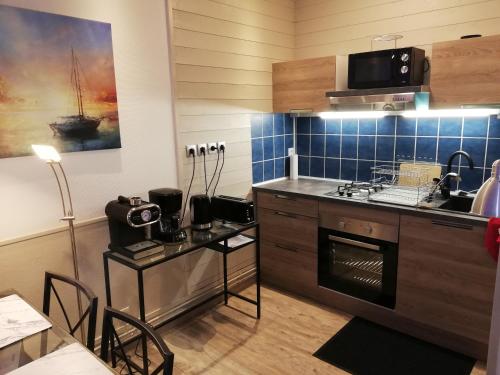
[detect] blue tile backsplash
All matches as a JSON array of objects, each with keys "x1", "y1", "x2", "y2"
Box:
[
  {"x1": 251, "y1": 114, "x2": 500, "y2": 191},
  {"x1": 251, "y1": 113, "x2": 293, "y2": 184}
]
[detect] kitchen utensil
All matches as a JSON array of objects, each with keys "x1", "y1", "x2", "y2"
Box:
[
  {"x1": 471, "y1": 160, "x2": 500, "y2": 217},
  {"x1": 190, "y1": 194, "x2": 212, "y2": 230}
]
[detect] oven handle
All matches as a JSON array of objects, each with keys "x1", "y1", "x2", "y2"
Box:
[{"x1": 328, "y1": 235, "x2": 381, "y2": 252}]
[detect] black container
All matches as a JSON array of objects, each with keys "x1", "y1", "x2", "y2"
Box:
[
  {"x1": 190, "y1": 194, "x2": 212, "y2": 230},
  {"x1": 148, "y1": 188, "x2": 187, "y2": 243}
]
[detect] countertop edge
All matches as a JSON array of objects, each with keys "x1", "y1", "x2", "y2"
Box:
[{"x1": 253, "y1": 181, "x2": 489, "y2": 227}]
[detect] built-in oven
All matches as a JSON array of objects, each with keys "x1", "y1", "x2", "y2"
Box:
[{"x1": 318, "y1": 227, "x2": 398, "y2": 309}]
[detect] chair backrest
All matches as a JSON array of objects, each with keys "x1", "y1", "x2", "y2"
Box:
[
  {"x1": 43, "y1": 271, "x2": 98, "y2": 351},
  {"x1": 100, "y1": 307, "x2": 174, "y2": 375}
]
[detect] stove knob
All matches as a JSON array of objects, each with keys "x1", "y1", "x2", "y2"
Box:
[
  {"x1": 347, "y1": 190, "x2": 353, "y2": 197},
  {"x1": 339, "y1": 191, "x2": 344, "y2": 196}
]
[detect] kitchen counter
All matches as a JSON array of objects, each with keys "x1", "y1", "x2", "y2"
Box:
[{"x1": 253, "y1": 178, "x2": 488, "y2": 226}]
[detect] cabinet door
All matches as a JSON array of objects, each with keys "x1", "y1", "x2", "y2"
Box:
[
  {"x1": 396, "y1": 215, "x2": 496, "y2": 345},
  {"x1": 430, "y1": 34, "x2": 500, "y2": 106},
  {"x1": 272, "y1": 56, "x2": 335, "y2": 113}
]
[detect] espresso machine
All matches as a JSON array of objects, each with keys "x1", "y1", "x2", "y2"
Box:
[
  {"x1": 105, "y1": 196, "x2": 161, "y2": 253},
  {"x1": 149, "y1": 188, "x2": 187, "y2": 243}
]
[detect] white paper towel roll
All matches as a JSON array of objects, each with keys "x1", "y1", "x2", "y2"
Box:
[{"x1": 290, "y1": 154, "x2": 298, "y2": 180}]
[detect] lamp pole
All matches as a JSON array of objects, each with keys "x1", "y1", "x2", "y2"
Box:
[{"x1": 47, "y1": 161, "x2": 85, "y2": 342}]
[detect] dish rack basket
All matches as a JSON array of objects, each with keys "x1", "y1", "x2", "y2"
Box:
[{"x1": 368, "y1": 161, "x2": 439, "y2": 207}]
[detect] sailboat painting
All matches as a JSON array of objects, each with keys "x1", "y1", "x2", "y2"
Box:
[{"x1": 0, "y1": 5, "x2": 121, "y2": 159}]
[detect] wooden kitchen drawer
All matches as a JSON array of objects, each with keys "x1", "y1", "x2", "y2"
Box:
[
  {"x1": 396, "y1": 214, "x2": 496, "y2": 346},
  {"x1": 259, "y1": 208, "x2": 318, "y2": 253},
  {"x1": 257, "y1": 191, "x2": 318, "y2": 218},
  {"x1": 261, "y1": 240, "x2": 316, "y2": 294},
  {"x1": 318, "y1": 201, "x2": 399, "y2": 243}
]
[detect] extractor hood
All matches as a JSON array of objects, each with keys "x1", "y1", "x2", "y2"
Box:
[{"x1": 326, "y1": 86, "x2": 429, "y2": 110}]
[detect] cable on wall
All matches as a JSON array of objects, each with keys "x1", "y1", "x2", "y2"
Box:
[
  {"x1": 212, "y1": 145, "x2": 225, "y2": 197},
  {"x1": 207, "y1": 145, "x2": 220, "y2": 194},
  {"x1": 181, "y1": 151, "x2": 195, "y2": 225}
]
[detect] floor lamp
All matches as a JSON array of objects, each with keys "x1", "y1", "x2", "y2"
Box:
[{"x1": 32, "y1": 145, "x2": 84, "y2": 340}]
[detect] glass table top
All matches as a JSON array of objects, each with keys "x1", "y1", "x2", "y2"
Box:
[{"x1": 104, "y1": 221, "x2": 257, "y2": 270}]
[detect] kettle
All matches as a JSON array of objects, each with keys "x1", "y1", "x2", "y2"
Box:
[
  {"x1": 471, "y1": 160, "x2": 500, "y2": 217},
  {"x1": 190, "y1": 194, "x2": 212, "y2": 230}
]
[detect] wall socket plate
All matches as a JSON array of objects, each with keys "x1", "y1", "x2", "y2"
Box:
[
  {"x1": 186, "y1": 145, "x2": 196, "y2": 157},
  {"x1": 217, "y1": 141, "x2": 226, "y2": 152},
  {"x1": 197, "y1": 143, "x2": 207, "y2": 156},
  {"x1": 207, "y1": 142, "x2": 217, "y2": 154}
]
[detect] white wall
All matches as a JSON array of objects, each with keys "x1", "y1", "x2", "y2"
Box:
[
  {"x1": 170, "y1": 0, "x2": 295, "y2": 198},
  {"x1": 295, "y1": 0, "x2": 500, "y2": 58},
  {"x1": 0, "y1": 0, "x2": 178, "y2": 240}
]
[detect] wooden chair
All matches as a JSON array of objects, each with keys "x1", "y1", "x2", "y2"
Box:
[
  {"x1": 42, "y1": 271, "x2": 98, "y2": 351},
  {"x1": 100, "y1": 307, "x2": 174, "y2": 375}
]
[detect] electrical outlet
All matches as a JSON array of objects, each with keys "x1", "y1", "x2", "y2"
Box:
[
  {"x1": 217, "y1": 141, "x2": 226, "y2": 152},
  {"x1": 197, "y1": 143, "x2": 207, "y2": 156},
  {"x1": 186, "y1": 145, "x2": 196, "y2": 157},
  {"x1": 207, "y1": 142, "x2": 217, "y2": 154}
]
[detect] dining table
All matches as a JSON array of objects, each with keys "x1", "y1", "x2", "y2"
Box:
[{"x1": 0, "y1": 289, "x2": 117, "y2": 374}]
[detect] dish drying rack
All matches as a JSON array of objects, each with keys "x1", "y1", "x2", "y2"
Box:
[{"x1": 368, "y1": 162, "x2": 439, "y2": 207}]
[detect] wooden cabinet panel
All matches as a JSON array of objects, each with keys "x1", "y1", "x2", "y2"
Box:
[
  {"x1": 257, "y1": 191, "x2": 318, "y2": 218},
  {"x1": 430, "y1": 34, "x2": 500, "y2": 106},
  {"x1": 261, "y1": 240, "x2": 317, "y2": 295},
  {"x1": 396, "y1": 214, "x2": 496, "y2": 345},
  {"x1": 272, "y1": 56, "x2": 335, "y2": 113},
  {"x1": 259, "y1": 208, "x2": 318, "y2": 253},
  {"x1": 319, "y1": 201, "x2": 399, "y2": 243}
]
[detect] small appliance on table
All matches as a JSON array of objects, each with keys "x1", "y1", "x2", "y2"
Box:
[
  {"x1": 148, "y1": 188, "x2": 187, "y2": 244},
  {"x1": 105, "y1": 195, "x2": 162, "y2": 259}
]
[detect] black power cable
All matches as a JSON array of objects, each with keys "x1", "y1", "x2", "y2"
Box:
[
  {"x1": 207, "y1": 145, "x2": 220, "y2": 194},
  {"x1": 212, "y1": 146, "x2": 225, "y2": 197},
  {"x1": 201, "y1": 148, "x2": 208, "y2": 194},
  {"x1": 181, "y1": 151, "x2": 195, "y2": 225}
]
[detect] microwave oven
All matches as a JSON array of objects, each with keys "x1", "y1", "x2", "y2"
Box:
[{"x1": 348, "y1": 47, "x2": 425, "y2": 90}]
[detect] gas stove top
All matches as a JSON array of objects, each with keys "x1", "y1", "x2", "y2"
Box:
[{"x1": 324, "y1": 181, "x2": 386, "y2": 201}]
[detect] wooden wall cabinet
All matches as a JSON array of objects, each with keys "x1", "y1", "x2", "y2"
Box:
[
  {"x1": 430, "y1": 34, "x2": 500, "y2": 107},
  {"x1": 272, "y1": 56, "x2": 336, "y2": 113},
  {"x1": 396, "y1": 215, "x2": 496, "y2": 350}
]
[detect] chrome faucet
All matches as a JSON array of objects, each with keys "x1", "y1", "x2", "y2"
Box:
[{"x1": 442, "y1": 151, "x2": 474, "y2": 198}]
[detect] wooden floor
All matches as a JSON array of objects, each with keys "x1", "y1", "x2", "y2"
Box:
[{"x1": 124, "y1": 285, "x2": 487, "y2": 374}]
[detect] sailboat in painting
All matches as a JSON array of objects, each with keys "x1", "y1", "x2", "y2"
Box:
[{"x1": 49, "y1": 48, "x2": 101, "y2": 137}]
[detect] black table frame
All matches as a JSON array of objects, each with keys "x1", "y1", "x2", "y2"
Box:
[{"x1": 102, "y1": 222, "x2": 260, "y2": 334}]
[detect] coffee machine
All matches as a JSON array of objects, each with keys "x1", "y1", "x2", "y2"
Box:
[
  {"x1": 149, "y1": 188, "x2": 187, "y2": 243},
  {"x1": 105, "y1": 196, "x2": 161, "y2": 252}
]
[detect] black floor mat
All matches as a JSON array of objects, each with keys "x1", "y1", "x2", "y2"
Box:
[{"x1": 313, "y1": 317, "x2": 476, "y2": 375}]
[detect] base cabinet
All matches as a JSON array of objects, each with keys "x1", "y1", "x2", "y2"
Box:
[{"x1": 396, "y1": 215, "x2": 496, "y2": 349}]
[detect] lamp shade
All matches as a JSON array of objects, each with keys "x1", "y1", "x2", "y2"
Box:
[{"x1": 32, "y1": 144, "x2": 61, "y2": 162}]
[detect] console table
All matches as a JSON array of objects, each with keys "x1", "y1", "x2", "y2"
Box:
[{"x1": 102, "y1": 221, "x2": 260, "y2": 333}]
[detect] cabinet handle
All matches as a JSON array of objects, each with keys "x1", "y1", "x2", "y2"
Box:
[
  {"x1": 273, "y1": 211, "x2": 297, "y2": 219},
  {"x1": 431, "y1": 220, "x2": 473, "y2": 230},
  {"x1": 275, "y1": 243, "x2": 299, "y2": 252},
  {"x1": 274, "y1": 194, "x2": 296, "y2": 201}
]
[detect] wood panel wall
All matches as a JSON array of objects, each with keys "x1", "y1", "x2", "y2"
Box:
[
  {"x1": 295, "y1": 0, "x2": 500, "y2": 59},
  {"x1": 167, "y1": 0, "x2": 295, "y2": 278}
]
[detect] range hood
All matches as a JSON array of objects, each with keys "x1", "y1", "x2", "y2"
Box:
[{"x1": 326, "y1": 86, "x2": 429, "y2": 110}]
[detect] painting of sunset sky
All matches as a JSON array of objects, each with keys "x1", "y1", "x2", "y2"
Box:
[{"x1": 0, "y1": 4, "x2": 121, "y2": 159}]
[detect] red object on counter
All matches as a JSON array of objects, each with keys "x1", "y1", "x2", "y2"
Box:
[{"x1": 485, "y1": 217, "x2": 500, "y2": 262}]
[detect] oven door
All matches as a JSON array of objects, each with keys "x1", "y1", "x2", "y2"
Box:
[{"x1": 318, "y1": 228, "x2": 398, "y2": 308}]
